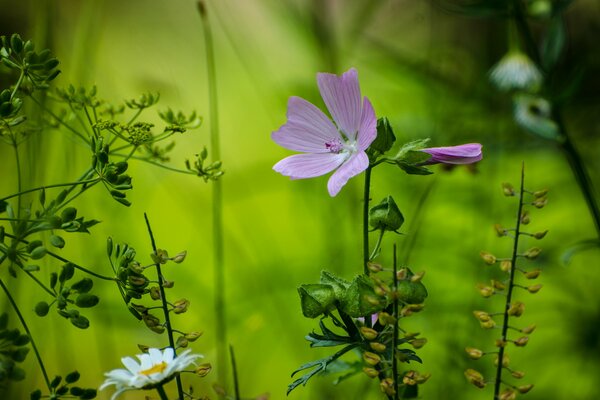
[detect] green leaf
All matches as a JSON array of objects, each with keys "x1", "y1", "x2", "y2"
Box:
[
  {"x1": 11, "y1": 347, "x2": 30, "y2": 362},
  {"x1": 0, "y1": 313, "x2": 8, "y2": 330},
  {"x1": 50, "y1": 375, "x2": 62, "y2": 389},
  {"x1": 30, "y1": 390, "x2": 42, "y2": 400},
  {"x1": 59, "y1": 262, "x2": 75, "y2": 283},
  {"x1": 369, "y1": 117, "x2": 396, "y2": 156}
]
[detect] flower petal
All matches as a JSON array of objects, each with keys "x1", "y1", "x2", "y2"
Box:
[
  {"x1": 327, "y1": 151, "x2": 369, "y2": 196},
  {"x1": 273, "y1": 153, "x2": 347, "y2": 179},
  {"x1": 148, "y1": 348, "x2": 163, "y2": 365},
  {"x1": 272, "y1": 96, "x2": 341, "y2": 153},
  {"x1": 121, "y1": 357, "x2": 140, "y2": 373},
  {"x1": 317, "y1": 68, "x2": 362, "y2": 140},
  {"x1": 421, "y1": 143, "x2": 483, "y2": 164},
  {"x1": 357, "y1": 97, "x2": 377, "y2": 151}
]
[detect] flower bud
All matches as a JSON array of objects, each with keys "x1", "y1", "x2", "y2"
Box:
[
  {"x1": 508, "y1": 301, "x2": 525, "y2": 317},
  {"x1": 520, "y1": 210, "x2": 530, "y2": 224},
  {"x1": 499, "y1": 389, "x2": 516, "y2": 400},
  {"x1": 524, "y1": 247, "x2": 542, "y2": 259},
  {"x1": 527, "y1": 284, "x2": 543, "y2": 293},
  {"x1": 367, "y1": 262, "x2": 383, "y2": 273},
  {"x1": 369, "y1": 342, "x2": 386, "y2": 352},
  {"x1": 171, "y1": 251, "x2": 187, "y2": 263},
  {"x1": 517, "y1": 384, "x2": 534, "y2": 393},
  {"x1": 195, "y1": 363, "x2": 212, "y2": 377},
  {"x1": 403, "y1": 371, "x2": 417, "y2": 386},
  {"x1": 162, "y1": 280, "x2": 175, "y2": 288},
  {"x1": 513, "y1": 336, "x2": 529, "y2": 347},
  {"x1": 173, "y1": 299, "x2": 190, "y2": 314},
  {"x1": 473, "y1": 310, "x2": 491, "y2": 322},
  {"x1": 176, "y1": 336, "x2": 189, "y2": 348},
  {"x1": 521, "y1": 324, "x2": 536, "y2": 334},
  {"x1": 491, "y1": 280, "x2": 506, "y2": 290},
  {"x1": 500, "y1": 260, "x2": 512, "y2": 272},
  {"x1": 525, "y1": 269, "x2": 541, "y2": 279},
  {"x1": 511, "y1": 370, "x2": 525, "y2": 379},
  {"x1": 494, "y1": 354, "x2": 510, "y2": 367},
  {"x1": 150, "y1": 325, "x2": 165, "y2": 334},
  {"x1": 362, "y1": 367, "x2": 379, "y2": 378},
  {"x1": 360, "y1": 327, "x2": 379, "y2": 340},
  {"x1": 480, "y1": 251, "x2": 497, "y2": 265},
  {"x1": 142, "y1": 314, "x2": 160, "y2": 328},
  {"x1": 415, "y1": 372, "x2": 431, "y2": 384},
  {"x1": 298, "y1": 284, "x2": 335, "y2": 318},
  {"x1": 379, "y1": 378, "x2": 396, "y2": 396},
  {"x1": 152, "y1": 249, "x2": 169, "y2": 264},
  {"x1": 363, "y1": 351, "x2": 381, "y2": 366},
  {"x1": 464, "y1": 369, "x2": 485, "y2": 388},
  {"x1": 378, "y1": 312, "x2": 396, "y2": 326},
  {"x1": 533, "y1": 197, "x2": 547, "y2": 208},
  {"x1": 494, "y1": 224, "x2": 507, "y2": 237},
  {"x1": 149, "y1": 286, "x2": 161, "y2": 300},
  {"x1": 533, "y1": 189, "x2": 548, "y2": 198},
  {"x1": 480, "y1": 319, "x2": 496, "y2": 329},
  {"x1": 495, "y1": 339, "x2": 507, "y2": 348},
  {"x1": 477, "y1": 284, "x2": 494, "y2": 298},
  {"x1": 185, "y1": 331, "x2": 204, "y2": 341},
  {"x1": 410, "y1": 338, "x2": 427, "y2": 349},
  {"x1": 396, "y1": 268, "x2": 408, "y2": 280},
  {"x1": 533, "y1": 230, "x2": 548, "y2": 239},
  {"x1": 369, "y1": 196, "x2": 404, "y2": 232},
  {"x1": 137, "y1": 344, "x2": 150, "y2": 352},
  {"x1": 410, "y1": 271, "x2": 425, "y2": 283},
  {"x1": 403, "y1": 332, "x2": 419, "y2": 339},
  {"x1": 502, "y1": 182, "x2": 515, "y2": 196},
  {"x1": 465, "y1": 347, "x2": 483, "y2": 360}
]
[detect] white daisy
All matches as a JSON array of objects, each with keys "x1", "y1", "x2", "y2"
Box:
[
  {"x1": 100, "y1": 347, "x2": 202, "y2": 399},
  {"x1": 489, "y1": 51, "x2": 543, "y2": 92}
]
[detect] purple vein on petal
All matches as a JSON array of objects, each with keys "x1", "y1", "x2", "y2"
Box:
[
  {"x1": 273, "y1": 152, "x2": 348, "y2": 179},
  {"x1": 317, "y1": 68, "x2": 362, "y2": 140},
  {"x1": 327, "y1": 151, "x2": 369, "y2": 196},
  {"x1": 357, "y1": 97, "x2": 377, "y2": 151}
]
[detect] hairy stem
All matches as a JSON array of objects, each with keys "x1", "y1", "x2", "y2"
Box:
[
  {"x1": 363, "y1": 166, "x2": 372, "y2": 275},
  {"x1": 143, "y1": 213, "x2": 184, "y2": 398},
  {"x1": 198, "y1": 0, "x2": 227, "y2": 384},
  {"x1": 494, "y1": 164, "x2": 525, "y2": 399}
]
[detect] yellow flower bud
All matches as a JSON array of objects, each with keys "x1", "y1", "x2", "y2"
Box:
[
  {"x1": 360, "y1": 327, "x2": 379, "y2": 340},
  {"x1": 533, "y1": 230, "x2": 548, "y2": 239},
  {"x1": 495, "y1": 339, "x2": 507, "y2": 348},
  {"x1": 415, "y1": 372, "x2": 431, "y2": 384},
  {"x1": 508, "y1": 301, "x2": 525, "y2": 317},
  {"x1": 521, "y1": 324, "x2": 536, "y2": 334},
  {"x1": 473, "y1": 310, "x2": 491, "y2": 322},
  {"x1": 500, "y1": 260, "x2": 512, "y2": 272},
  {"x1": 195, "y1": 363, "x2": 212, "y2": 377},
  {"x1": 513, "y1": 336, "x2": 529, "y2": 347},
  {"x1": 502, "y1": 182, "x2": 515, "y2": 196},
  {"x1": 477, "y1": 284, "x2": 495, "y2": 298},
  {"x1": 527, "y1": 284, "x2": 543, "y2": 293},
  {"x1": 520, "y1": 210, "x2": 530, "y2": 224},
  {"x1": 499, "y1": 388, "x2": 516, "y2": 400},
  {"x1": 464, "y1": 369, "x2": 486, "y2": 388},
  {"x1": 378, "y1": 312, "x2": 396, "y2": 326},
  {"x1": 380, "y1": 378, "x2": 396, "y2": 396},
  {"x1": 494, "y1": 223, "x2": 507, "y2": 237},
  {"x1": 480, "y1": 319, "x2": 496, "y2": 329},
  {"x1": 525, "y1": 269, "x2": 541, "y2": 279},
  {"x1": 533, "y1": 189, "x2": 548, "y2": 198},
  {"x1": 362, "y1": 367, "x2": 379, "y2": 378},
  {"x1": 173, "y1": 298, "x2": 190, "y2": 314},
  {"x1": 171, "y1": 250, "x2": 187, "y2": 263},
  {"x1": 410, "y1": 271, "x2": 425, "y2": 283},
  {"x1": 363, "y1": 351, "x2": 381, "y2": 366},
  {"x1": 492, "y1": 279, "x2": 506, "y2": 290},
  {"x1": 480, "y1": 251, "x2": 497, "y2": 265},
  {"x1": 410, "y1": 338, "x2": 427, "y2": 349},
  {"x1": 518, "y1": 383, "x2": 534, "y2": 393},
  {"x1": 396, "y1": 268, "x2": 408, "y2": 280},
  {"x1": 403, "y1": 370, "x2": 417, "y2": 385},
  {"x1": 369, "y1": 342, "x2": 386, "y2": 352},
  {"x1": 524, "y1": 247, "x2": 542, "y2": 259},
  {"x1": 533, "y1": 197, "x2": 548, "y2": 208},
  {"x1": 494, "y1": 353, "x2": 510, "y2": 367},
  {"x1": 511, "y1": 370, "x2": 525, "y2": 379},
  {"x1": 465, "y1": 347, "x2": 483, "y2": 359},
  {"x1": 367, "y1": 262, "x2": 383, "y2": 273}
]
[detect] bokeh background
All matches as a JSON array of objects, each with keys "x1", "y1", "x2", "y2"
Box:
[{"x1": 1, "y1": 0, "x2": 599, "y2": 399}]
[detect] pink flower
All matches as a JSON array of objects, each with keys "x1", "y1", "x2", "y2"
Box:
[
  {"x1": 420, "y1": 143, "x2": 482, "y2": 165},
  {"x1": 272, "y1": 68, "x2": 377, "y2": 197}
]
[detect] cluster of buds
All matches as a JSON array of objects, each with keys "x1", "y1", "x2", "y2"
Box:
[{"x1": 466, "y1": 177, "x2": 548, "y2": 398}]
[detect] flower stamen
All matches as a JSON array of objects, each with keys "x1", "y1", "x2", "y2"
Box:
[{"x1": 140, "y1": 361, "x2": 168, "y2": 376}]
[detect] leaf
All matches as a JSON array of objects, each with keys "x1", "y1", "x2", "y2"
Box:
[
  {"x1": 561, "y1": 239, "x2": 600, "y2": 265},
  {"x1": 369, "y1": 117, "x2": 396, "y2": 156}
]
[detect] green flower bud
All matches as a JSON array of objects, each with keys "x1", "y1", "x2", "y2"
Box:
[
  {"x1": 75, "y1": 293, "x2": 99, "y2": 308},
  {"x1": 341, "y1": 275, "x2": 386, "y2": 317},
  {"x1": 319, "y1": 271, "x2": 350, "y2": 301},
  {"x1": 369, "y1": 196, "x2": 404, "y2": 232},
  {"x1": 298, "y1": 284, "x2": 335, "y2": 318},
  {"x1": 396, "y1": 273, "x2": 428, "y2": 304},
  {"x1": 34, "y1": 301, "x2": 50, "y2": 317}
]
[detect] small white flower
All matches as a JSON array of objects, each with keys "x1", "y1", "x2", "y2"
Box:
[
  {"x1": 100, "y1": 347, "x2": 202, "y2": 400},
  {"x1": 489, "y1": 51, "x2": 543, "y2": 92}
]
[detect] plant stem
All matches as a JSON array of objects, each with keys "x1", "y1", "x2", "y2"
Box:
[
  {"x1": 11, "y1": 136, "x2": 22, "y2": 218},
  {"x1": 198, "y1": 0, "x2": 227, "y2": 384},
  {"x1": 494, "y1": 164, "x2": 525, "y2": 399},
  {"x1": 144, "y1": 213, "x2": 184, "y2": 399},
  {"x1": 156, "y1": 384, "x2": 169, "y2": 400},
  {"x1": 369, "y1": 229, "x2": 385, "y2": 261},
  {"x1": 0, "y1": 177, "x2": 100, "y2": 204},
  {"x1": 230, "y1": 345, "x2": 240, "y2": 400},
  {"x1": 363, "y1": 166, "x2": 372, "y2": 275},
  {"x1": 392, "y1": 244, "x2": 399, "y2": 400},
  {"x1": 0, "y1": 276, "x2": 51, "y2": 391}
]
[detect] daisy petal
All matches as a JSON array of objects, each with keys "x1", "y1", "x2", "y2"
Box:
[
  {"x1": 148, "y1": 348, "x2": 163, "y2": 365},
  {"x1": 317, "y1": 68, "x2": 362, "y2": 140},
  {"x1": 357, "y1": 97, "x2": 377, "y2": 151},
  {"x1": 327, "y1": 151, "x2": 369, "y2": 196},
  {"x1": 272, "y1": 97, "x2": 341, "y2": 152},
  {"x1": 274, "y1": 153, "x2": 347, "y2": 179},
  {"x1": 121, "y1": 357, "x2": 140, "y2": 373}
]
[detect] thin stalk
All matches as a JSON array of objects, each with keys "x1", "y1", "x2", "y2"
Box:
[
  {"x1": 392, "y1": 244, "x2": 399, "y2": 400},
  {"x1": 369, "y1": 229, "x2": 385, "y2": 261},
  {"x1": 230, "y1": 345, "x2": 241, "y2": 400},
  {"x1": 11, "y1": 136, "x2": 22, "y2": 218},
  {"x1": 155, "y1": 385, "x2": 169, "y2": 400},
  {"x1": 144, "y1": 213, "x2": 184, "y2": 399},
  {"x1": 29, "y1": 95, "x2": 89, "y2": 143},
  {"x1": 0, "y1": 178, "x2": 99, "y2": 204},
  {"x1": 363, "y1": 166, "x2": 372, "y2": 275},
  {"x1": 0, "y1": 276, "x2": 51, "y2": 390},
  {"x1": 494, "y1": 164, "x2": 525, "y2": 399},
  {"x1": 198, "y1": 1, "x2": 227, "y2": 384}
]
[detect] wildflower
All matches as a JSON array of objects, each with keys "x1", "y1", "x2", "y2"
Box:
[
  {"x1": 489, "y1": 51, "x2": 542, "y2": 91},
  {"x1": 100, "y1": 347, "x2": 202, "y2": 399},
  {"x1": 272, "y1": 68, "x2": 377, "y2": 196},
  {"x1": 420, "y1": 143, "x2": 482, "y2": 165}
]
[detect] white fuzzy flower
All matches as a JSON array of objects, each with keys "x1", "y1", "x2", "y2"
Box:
[
  {"x1": 489, "y1": 51, "x2": 543, "y2": 91},
  {"x1": 100, "y1": 347, "x2": 202, "y2": 399}
]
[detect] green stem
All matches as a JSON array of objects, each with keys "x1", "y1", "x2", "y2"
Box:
[
  {"x1": 111, "y1": 154, "x2": 195, "y2": 175},
  {"x1": 198, "y1": 0, "x2": 227, "y2": 384},
  {"x1": 29, "y1": 95, "x2": 89, "y2": 143},
  {"x1": 10, "y1": 69, "x2": 25, "y2": 100},
  {"x1": 155, "y1": 384, "x2": 169, "y2": 400},
  {"x1": 363, "y1": 166, "x2": 372, "y2": 275},
  {"x1": 392, "y1": 244, "x2": 399, "y2": 400},
  {"x1": 494, "y1": 164, "x2": 525, "y2": 399},
  {"x1": 0, "y1": 178, "x2": 100, "y2": 204},
  {"x1": 230, "y1": 345, "x2": 241, "y2": 400},
  {"x1": 0, "y1": 276, "x2": 51, "y2": 390},
  {"x1": 369, "y1": 229, "x2": 385, "y2": 261},
  {"x1": 144, "y1": 213, "x2": 184, "y2": 399}
]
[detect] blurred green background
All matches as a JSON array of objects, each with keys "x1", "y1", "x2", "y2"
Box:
[{"x1": 1, "y1": 0, "x2": 599, "y2": 399}]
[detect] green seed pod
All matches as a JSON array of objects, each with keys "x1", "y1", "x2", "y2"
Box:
[
  {"x1": 396, "y1": 279, "x2": 428, "y2": 304},
  {"x1": 29, "y1": 246, "x2": 47, "y2": 260},
  {"x1": 59, "y1": 263, "x2": 75, "y2": 283},
  {"x1": 341, "y1": 275, "x2": 386, "y2": 317},
  {"x1": 297, "y1": 284, "x2": 336, "y2": 318},
  {"x1": 10, "y1": 33, "x2": 23, "y2": 53},
  {"x1": 75, "y1": 293, "x2": 99, "y2": 308},
  {"x1": 50, "y1": 235, "x2": 65, "y2": 249},
  {"x1": 60, "y1": 207, "x2": 77, "y2": 222},
  {"x1": 70, "y1": 315, "x2": 90, "y2": 329},
  {"x1": 369, "y1": 196, "x2": 404, "y2": 232},
  {"x1": 34, "y1": 301, "x2": 50, "y2": 317},
  {"x1": 71, "y1": 278, "x2": 93, "y2": 293},
  {"x1": 319, "y1": 270, "x2": 350, "y2": 301}
]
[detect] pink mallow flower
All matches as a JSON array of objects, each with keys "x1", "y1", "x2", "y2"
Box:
[
  {"x1": 420, "y1": 143, "x2": 482, "y2": 165},
  {"x1": 272, "y1": 68, "x2": 377, "y2": 197}
]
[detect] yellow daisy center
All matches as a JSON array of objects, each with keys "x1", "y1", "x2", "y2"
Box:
[{"x1": 140, "y1": 361, "x2": 167, "y2": 376}]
